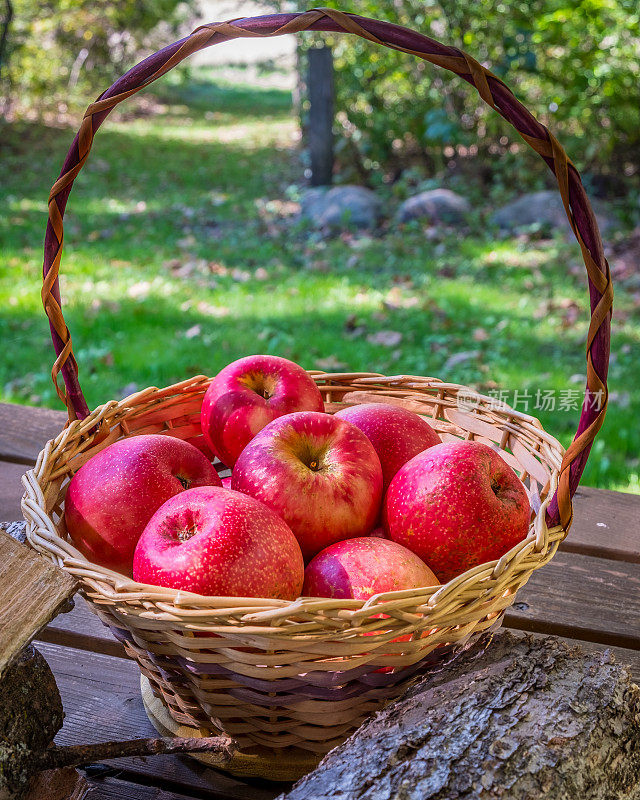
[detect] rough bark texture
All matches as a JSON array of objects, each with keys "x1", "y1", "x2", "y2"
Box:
[
  {"x1": 0, "y1": 645, "x2": 64, "y2": 800},
  {"x1": 280, "y1": 633, "x2": 640, "y2": 800}
]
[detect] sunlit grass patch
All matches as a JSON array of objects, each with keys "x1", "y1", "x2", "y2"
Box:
[{"x1": 1, "y1": 69, "x2": 637, "y2": 493}]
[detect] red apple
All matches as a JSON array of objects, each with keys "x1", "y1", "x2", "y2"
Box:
[
  {"x1": 65, "y1": 434, "x2": 221, "y2": 574},
  {"x1": 201, "y1": 354, "x2": 324, "y2": 467},
  {"x1": 231, "y1": 411, "x2": 383, "y2": 560},
  {"x1": 132, "y1": 486, "x2": 304, "y2": 599},
  {"x1": 385, "y1": 441, "x2": 531, "y2": 583},
  {"x1": 335, "y1": 402, "x2": 440, "y2": 491},
  {"x1": 303, "y1": 537, "x2": 439, "y2": 600}
]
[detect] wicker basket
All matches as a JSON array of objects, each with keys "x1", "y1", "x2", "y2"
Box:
[{"x1": 24, "y1": 8, "x2": 612, "y2": 782}]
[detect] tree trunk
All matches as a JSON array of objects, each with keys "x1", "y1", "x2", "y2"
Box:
[
  {"x1": 0, "y1": 0, "x2": 13, "y2": 78},
  {"x1": 280, "y1": 633, "x2": 640, "y2": 800}
]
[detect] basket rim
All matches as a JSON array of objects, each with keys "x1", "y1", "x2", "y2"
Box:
[{"x1": 23, "y1": 373, "x2": 565, "y2": 632}]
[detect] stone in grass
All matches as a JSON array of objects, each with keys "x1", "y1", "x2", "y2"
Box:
[
  {"x1": 300, "y1": 185, "x2": 382, "y2": 232},
  {"x1": 490, "y1": 190, "x2": 616, "y2": 234},
  {"x1": 397, "y1": 188, "x2": 471, "y2": 225}
]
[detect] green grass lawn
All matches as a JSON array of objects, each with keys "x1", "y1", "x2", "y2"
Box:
[{"x1": 1, "y1": 69, "x2": 638, "y2": 492}]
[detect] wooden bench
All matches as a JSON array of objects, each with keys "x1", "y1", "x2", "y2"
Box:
[{"x1": 2, "y1": 401, "x2": 639, "y2": 800}]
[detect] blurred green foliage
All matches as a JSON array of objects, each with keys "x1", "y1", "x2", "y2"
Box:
[
  {"x1": 1, "y1": 0, "x2": 196, "y2": 113},
  {"x1": 294, "y1": 0, "x2": 640, "y2": 184}
]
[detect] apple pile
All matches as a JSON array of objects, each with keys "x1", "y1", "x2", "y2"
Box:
[{"x1": 64, "y1": 354, "x2": 532, "y2": 604}]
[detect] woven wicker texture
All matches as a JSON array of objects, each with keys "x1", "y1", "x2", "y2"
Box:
[
  {"x1": 25, "y1": 374, "x2": 564, "y2": 757},
  {"x1": 27, "y1": 8, "x2": 612, "y2": 768}
]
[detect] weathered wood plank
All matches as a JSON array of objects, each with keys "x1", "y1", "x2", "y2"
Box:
[
  {"x1": 560, "y1": 485, "x2": 640, "y2": 564},
  {"x1": 41, "y1": 597, "x2": 127, "y2": 659},
  {"x1": 25, "y1": 768, "x2": 88, "y2": 800},
  {"x1": 0, "y1": 531, "x2": 77, "y2": 674},
  {"x1": 0, "y1": 460, "x2": 31, "y2": 520},
  {"x1": 0, "y1": 402, "x2": 67, "y2": 464},
  {"x1": 73, "y1": 776, "x2": 206, "y2": 800},
  {"x1": 505, "y1": 550, "x2": 640, "y2": 650},
  {"x1": 38, "y1": 641, "x2": 279, "y2": 800}
]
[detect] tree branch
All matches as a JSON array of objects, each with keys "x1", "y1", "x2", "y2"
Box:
[{"x1": 39, "y1": 735, "x2": 236, "y2": 771}]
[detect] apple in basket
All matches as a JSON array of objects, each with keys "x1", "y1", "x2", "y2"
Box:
[
  {"x1": 335, "y1": 402, "x2": 441, "y2": 491},
  {"x1": 384, "y1": 441, "x2": 531, "y2": 583},
  {"x1": 232, "y1": 411, "x2": 384, "y2": 560},
  {"x1": 65, "y1": 434, "x2": 221, "y2": 575},
  {"x1": 303, "y1": 537, "x2": 439, "y2": 600},
  {"x1": 132, "y1": 486, "x2": 304, "y2": 599},
  {"x1": 201, "y1": 354, "x2": 325, "y2": 467}
]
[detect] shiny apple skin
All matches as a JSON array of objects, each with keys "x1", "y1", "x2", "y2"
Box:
[
  {"x1": 335, "y1": 403, "x2": 440, "y2": 491},
  {"x1": 385, "y1": 441, "x2": 531, "y2": 583},
  {"x1": 132, "y1": 486, "x2": 304, "y2": 599},
  {"x1": 231, "y1": 411, "x2": 383, "y2": 560},
  {"x1": 303, "y1": 537, "x2": 439, "y2": 599},
  {"x1": 201, "y1": 354, "x2": 325, "y2": 467},
  {"x1": 65, "y1": 434, "x2": 221, "y2": 575}
]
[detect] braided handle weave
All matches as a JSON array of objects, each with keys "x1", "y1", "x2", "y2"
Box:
[{"x1": 41, "y1": 8, "x2": 612, "y2": 531}]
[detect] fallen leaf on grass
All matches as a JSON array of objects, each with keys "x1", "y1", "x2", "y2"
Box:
[
  {"x1": 183, "y1": 325, "x2": 202, "y2": 339},
  {"x1": 316, "y1": 356, "x2": 348, "y2": 370},
  {"x1": 208, "y1": 262, "x2": 228, "y2": 276},
  {"x1": 231, "y1": 268, "x2": 251, "y2": 283},
  {"x1": 367, "y1": 330, "x2": 403, "y2": 347},
  {"x1": 344, "y1": 315, "x2": 367, "y2": 338},
  {"x1": 472, "y1": 327, "x2": 489, "y2": 342},
  {"x1": 177, "y1": 235, "x2": 196, "y2": 250},
  {"x1": 383, "y1": 286, "x2": 420, "y2": 310},
  {"x1": 196, "y1": 302, "x2": 230, "y2": 318},
  {"x1": 127, "y1": 281, "x2": 151, "y2": 300},
  {"x1": 443, "y1": 351, "x2": 480, "y2": 371},
  {"x1": 560, "y1": 300, "x2": 581, "y2": 329}
]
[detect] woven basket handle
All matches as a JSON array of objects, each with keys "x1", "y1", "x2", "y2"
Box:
[{"x1": 42, "y1": 8, "x2": 612, "y2": 531}]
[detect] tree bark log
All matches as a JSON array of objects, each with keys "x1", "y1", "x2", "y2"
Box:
[
  {"x1": 280, "y1": 633, "x2": 640, "y2": 800},
  {"x1": 0, "y1": 646, "x2": 64, "y2": 800}
]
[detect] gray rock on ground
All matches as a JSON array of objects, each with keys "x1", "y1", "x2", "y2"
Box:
[
  {"x1": 300, "y1": 185, "x2": 382, "y2": 231},
  {"x1": 490, "y1": 189, "x2": 615, "y2": 233},
  {"x1": 397, "y1": 188, "x2": 471, "y2": 225}
]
